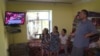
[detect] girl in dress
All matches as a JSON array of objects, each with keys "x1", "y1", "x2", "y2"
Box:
[
  {"x1": 49, "y1": 26, "x2": 60, "y2": 56},
  {"x1": 41, "y1": 28, "x2": 50, "y2": 56}
]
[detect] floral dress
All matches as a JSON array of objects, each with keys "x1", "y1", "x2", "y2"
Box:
[
  {"x1": 49, "y1": 33, "x2": 60, "y2": 52},
  {"x1": 41, "y1": 34, "x2": 50, "y2": 50}
]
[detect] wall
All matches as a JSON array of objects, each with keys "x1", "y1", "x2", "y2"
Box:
[
  {"x1": 7, "y1": 2, "x2": 74, "y2": 44},
  {"x1": 0, "y1": 0, "x2": 8, "y2": 56},
  {"x1": 72, "y1": 0, "x2": 100, "y2": 15}
]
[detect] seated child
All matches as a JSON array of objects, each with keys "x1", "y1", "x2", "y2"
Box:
[{"x1": 59, "y1": 28, "x2": 68, "y2": 56}]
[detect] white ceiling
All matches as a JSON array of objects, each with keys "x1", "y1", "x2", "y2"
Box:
[{"x1": 7, "y1": 0, "x2": 94, "y2": 4}]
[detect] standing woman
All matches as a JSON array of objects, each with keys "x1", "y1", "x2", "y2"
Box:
[
  {"x1": 41, "y1": 28, "x2": 50, "y2": 56},
  {"x1": 49, "y1": 26, "x2": 60, "y2": 56}
]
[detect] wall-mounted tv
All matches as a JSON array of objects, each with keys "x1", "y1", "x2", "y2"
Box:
[{"x1": 5, "y1": 11, "x2": 25, "y2": 25}]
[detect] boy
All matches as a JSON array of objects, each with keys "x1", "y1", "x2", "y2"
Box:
[{"x1": 59, "y1": 28, "x2": 68, "y2": 56}]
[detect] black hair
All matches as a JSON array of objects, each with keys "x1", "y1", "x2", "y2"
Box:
[
  {"x1": 54, "y1": 26, "x2": 58, "y2": 31},
  {"x1": 41, "y1": 28, "x2": 50, "y2": 39},
  {"x1": 81, "y1": 9, "x2": 88, "y2": 17},
  {"x1": 62, "y1": 28, "x2": 67, "y2": 34},
  {"x1": 53, "y1": 26, "x2": 59, "y2": 34},
  {"x1": 77, "y1": 11, "x2": 80, "y2": 16},
  {"x1": 44, "y1": 28, "x2": 49, "y2": 34}
]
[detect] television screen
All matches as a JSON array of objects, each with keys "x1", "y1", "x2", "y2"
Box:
[{"x1": 5, "y1": 11, "x2": 25, "y2": 25}]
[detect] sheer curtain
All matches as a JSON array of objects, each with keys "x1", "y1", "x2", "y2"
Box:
[{"x1": 26, "y1": 10, "x2": 52, "y2": 40}]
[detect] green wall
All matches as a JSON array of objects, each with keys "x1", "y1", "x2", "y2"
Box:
[{"x1": 0, "y1": 0, "x2": 8, "y2": 56}]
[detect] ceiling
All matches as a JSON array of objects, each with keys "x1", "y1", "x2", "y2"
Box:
[{"x1": 7, "y1": 0, "x2": 93, "y2": 4}]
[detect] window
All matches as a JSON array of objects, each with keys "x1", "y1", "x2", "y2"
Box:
[{"x1": 26, "y1": 10, "x2": 52, "y2": 40}]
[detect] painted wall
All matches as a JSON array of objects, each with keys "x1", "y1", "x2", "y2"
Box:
[
  {"x1": 0, "y1": 0, "x2": 8, "y2": 56},
  {"x1": 72, "y1": 0, "x2": 100, "y2": 15},
  {"x1": 7, "y1": 2, "x2": 74, "y2": 44}
]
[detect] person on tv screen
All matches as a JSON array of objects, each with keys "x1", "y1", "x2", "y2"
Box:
[{"x1": 10, "y1": 14, "x2": 18, "y2": 20}]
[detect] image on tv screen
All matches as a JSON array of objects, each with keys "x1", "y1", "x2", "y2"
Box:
[{"x1": 5, "y1": 11, "x2": 25, "y2": 25}]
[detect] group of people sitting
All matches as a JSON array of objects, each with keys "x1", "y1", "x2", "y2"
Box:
[{"x1": 41, "y1": 26, "x2": 69, "y2": 56}]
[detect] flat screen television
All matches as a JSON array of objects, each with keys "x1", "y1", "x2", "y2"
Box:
[{"x1": 5, "y1": 11, "x2": 25, "y2": 25}]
